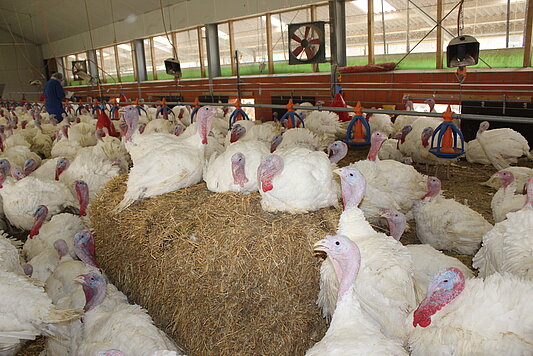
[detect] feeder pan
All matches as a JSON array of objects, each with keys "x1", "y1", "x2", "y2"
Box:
[
  {"x1": 447, "y1": 35, "x2": 479, "y2": 68},
  {"x1": 189, "y1": 97, "x2": 202, "y2": 123},
  {"x1": 109, "y1": 99, "x2": 121, "y2": 119},
  {"x1": 279, "y1": 99, "x2": 305, "y2": 128},
  {"x1": 228, "y1": 99, "x2": 250, "y2": 129},
  {"x1": 344, "y1": 102, "x2": 371, "y2": 146},
  {"x1": 91, "y1": 100, "x2": 106, "y2": 115},
  {"x1": 133, "y1": 99, "x2": 147, "y2": 116},
  {"x1": 156, "y1": 98, "x2": 175, "y2": 120},
  {"x1": 429, "y1": 106, "x2": 465, "y2": 159}
]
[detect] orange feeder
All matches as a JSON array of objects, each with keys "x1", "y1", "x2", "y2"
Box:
[
  {"x1": 429, "y1": 105, "x2": 465, "y2": 159},
  {"x1": 344, "y1": 102, "x2": 371, "y2": 146}
]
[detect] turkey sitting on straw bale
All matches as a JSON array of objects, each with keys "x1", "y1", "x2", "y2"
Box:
[
  {"x1": 257, "y1": 146, "x2": 339, "y2": 213},
  {"x1": 406, "y1": 268, "x2": 533, "y2": 356},
  {"x1": 382, "y1": 209, "x2": 474, "y2": 302},
  {"x1": 203, "y1": 140, "x2": 269, "y2": 193},
  {"x1": 473, "y1": 177, "x2": 533, "y2": 280},
  {"x1": 318, "y1": 167, "x2": 416, "y2": 343},
  {"x1": 307, "y1": 235, "x2": 408, "y2": 356},
  {"x1": 413, "y1": 176, "x2": 492, "y2": 255},
  {"x1": 116, "y1": 105, "x2": 217, "y2": 211},
  {"x1": 471, "y1": 121, "x2": 532, "y2": 170}
]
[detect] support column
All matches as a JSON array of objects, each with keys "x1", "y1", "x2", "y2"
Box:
[
  {"x1": 86, "y1": 49, "x2": 99, "y2": 79},
  {"x1": 133, "y1": 39, "x2": 148, "y2": 81},
  {"x1": 310, "y1": 5, "x2": 319, "y2": 72},
  {"x1": 205, "y1": 23, "x2": 221, "y2": 77},
  {"x1": 524, "y1": 0, "x2": 533, "y2": 67},
  {"x1": 329, "y1": 0, "x2": 347, "y2": 67},
  {"x1": 197, "y1": 26, "x2": 206, "y2": 77},
  {"x1": 436, "y1": 0, "x2": 444, "y2": 69},
  {"x1": 266, "y1": 15, "x2": 274, "y2": 74},
  {"x1": 368, "y1": 0, "x2": 375, "y2": 64}
]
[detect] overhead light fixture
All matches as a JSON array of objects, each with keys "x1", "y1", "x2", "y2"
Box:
[{"x1": 447, "y1": 35, "x2": 479, "y2": 68}]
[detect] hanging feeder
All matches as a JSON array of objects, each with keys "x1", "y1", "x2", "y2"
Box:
[
  {"x1": 331, "y1": 85, "x2": 350, "y2": 121},
  {"x1": 344, "y1": 102, "x2": 371, "y2": 146},
  {"x1": 228, "y1": 99, "x2": 250, "y2": 129},
  {"x1": 156, "y1": 97, "x2": 175, "y2": 120},
  {"x1": 109, "y1": 98, "x2": 122, "y2": 119},
  {"x1": 279, "y1": 99, "x2": 305, "y2": 128},
  {"x1": 133, "y1": 98, "x2": 147, "y2": 116},
  {"x1": 91, "y1": 99, "x2": 106, "y2": 115},
  {"x1": 429, "y1": 106, "x2": 465, "y2": 159},
  {"x1": 189, "y1": 97, "x2": 202, "y2": 123}
]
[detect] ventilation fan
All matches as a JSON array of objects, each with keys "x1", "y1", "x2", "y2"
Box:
[
  {"x1": 288, "y1": 21, "x2": 326, "y2": 65},
  {"x1": 72, "y1": 60, "x2": 88, "y2": 81}
]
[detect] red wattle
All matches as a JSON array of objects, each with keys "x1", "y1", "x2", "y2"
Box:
[
  {"x1": 202, "y1": 138, "x2": 208, "y2": 145},
  {"x1": 262, "y1": 180, "x2": 273, "y2": 192}
]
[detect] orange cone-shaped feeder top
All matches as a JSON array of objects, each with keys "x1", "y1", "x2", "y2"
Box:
[
  {"x1": 352, "y1": 102, "x2": 366, "y2": 143},
  {"x1": 440, "y1": 105, "x2": 455, "y2": 153}
]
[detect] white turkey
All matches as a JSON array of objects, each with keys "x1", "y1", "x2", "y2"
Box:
[
  {"x1": 382, "y1": 210, "x2": 474, "y2": 302},
  {"x1": 257, "y1": 147, "x2": 339, "y2": 213},
  {"x1": 346, "y1": 131, "x2": 427, "y2": 224},
  {"x1": 204, "y1": 140, "x2": 269, "y2": 193},
  {"x1": 271, "y1": 128, "x2": 326, "y2": 152},
  {"x1": 482, "y1": 166, "x2": 532, "y2": 191},
  {"x1": 307, "y1": 235, "x2": 407, "y2": 355},
  {"x1": 473, "y1": 178, "x2": 533, "y2": 280},
  {"x1": 66, "y1": 273, "x2": 182, "y2": 356},
  {"x1": 0, "y1": 269, "x2": 82, "y2": 355},
  {"x1": 227, "y1": 120, "x2": 280, "y2": 145},
  {"x1": 413, "y1": 176, "x2": 492, "y2": 255},
  {"x1": 407, "y1": 268, "x2": 533, "y2": 355},
  {"x1": 317, "y1": 167, "x2": 416, "y2": 342},
  {"x1": 301, "y1": 110, "x2": 340, "y2": 145},
  {"x1": 23, "y1": 210, "x2": 85, "y2": 260},
  {"x1": 24, "y1": 239, "x2": 71, "y2": 282},
  {"x1": 0, "y1": 162, "x2": 85, "y2": 230},
  {"x1": 491, "y1": 170, "x2": 527, "y2": 223},
  {"x1": 0, "y1": 230, "x2": 24, "y2": 275},
  {"x1": 116, "y1": 105, "x2": 216, "y2": 211},
  {"x1": 475, "y1": 121, "x2": 532, "y2": 170}
]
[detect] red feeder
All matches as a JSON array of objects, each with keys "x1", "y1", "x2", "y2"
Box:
[{"x1": 331, "y1": 91, "x2": 350, "y2": 122}]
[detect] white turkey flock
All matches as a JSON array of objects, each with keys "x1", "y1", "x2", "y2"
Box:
[{"x1": 0, "y1": 100, "x2": 531, "y2": 356}]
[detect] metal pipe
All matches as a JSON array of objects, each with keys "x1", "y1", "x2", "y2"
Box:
[
  {"x1": 506, "y1": 0, "x2": 511, "y2": 48},
  {"x1": 205, "y1": 23, "x2": 221, "y2": 77},
  {"x1": 47, "y1": 100, "x2": 533, "y2": 124}
]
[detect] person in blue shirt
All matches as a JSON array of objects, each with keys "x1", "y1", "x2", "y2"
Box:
[{"x1": 44, "y1": 72, "x2": 66, "y2": 122}]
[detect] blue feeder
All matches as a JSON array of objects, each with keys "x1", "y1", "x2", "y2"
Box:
[
  {"x1": 75, "y1": 104, "x2": 90, "y2": 115},
  {"x1": 135, "y1": 105, "x2": 147, "y2": 116},
  {"x1": 109, "y1": 103, "x2": 122, "y2": 120},
  {"x1": 156, "y1": 105, "x2": 175, "y2": 120},
  {"x1": 228, "y1": 108, "x2": 250, "y2": 129},
  {"x1": 279, "y1": 110, "x2": 304, "y2": 128},
  {"x1": 428, "y1": 107, "x2": 465, "y2": 159},
  {"x1": 91, "y1": 103, "x2": 106, "y2": 115},
  {"x1": 189, "y1": 106, "x2": 201, "y2": 123},
  {"x1": 344, "y1": 114, "x2": 371, "y2": 146}
]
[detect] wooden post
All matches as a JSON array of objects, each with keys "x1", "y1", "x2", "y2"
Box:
[
  {"x1": 367, "y1": 0, "x2": 375, "y2": 64},
  {"x1": 197, "y1": 26, "x2": 206, "y2": 77},
  {"x1": 523, "y1": 0, "x2": 533, "y2": 67},
  {"x1": 99, "y1": 49, "x2": 105, "y2": 82},
  {"x1": 114, "y1": 44, "x2": 121, "y2": 82},
  {"x1": 149, "y1": 37, "x2": 157, "y2": 80},
  {"x1": 310, "y1": 5, "x2": 319, "y2": 72},
  {"x1": 228, "y1": 21, "x2": 236, "y2": 75},
  {"x1": 266, "y1": 14, "x2": 274, "y2": 74},
  {"x1": 436, "y1": 0, "x2": 444, "y2": 69}
]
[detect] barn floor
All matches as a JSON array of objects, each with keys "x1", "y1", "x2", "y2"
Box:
[{"x1": 16, "y1": 148, "x2": 532, "y2": 356}]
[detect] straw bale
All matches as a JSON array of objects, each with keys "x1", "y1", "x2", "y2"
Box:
[{"x1": 90, "y1": 175, "x2": 339, "y2": 355}]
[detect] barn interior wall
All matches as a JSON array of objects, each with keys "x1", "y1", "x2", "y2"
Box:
[{"x1": 0, "y1": 29, "x2": 45, "y2": 101}]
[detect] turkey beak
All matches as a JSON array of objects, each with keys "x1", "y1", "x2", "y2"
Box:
[
  {"x1": 313, "y1": 239, "x2": 330, "y2": 254},
  {"x1": 74, "y1": 275, "x2": 85, "y2": 284}
]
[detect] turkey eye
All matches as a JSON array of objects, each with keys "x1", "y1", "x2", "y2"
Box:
[
  {"x1": 443, "y1": 279, "x2": 448, "y2": 283},
  {"x1": 335, "y1": 241, "x2": 340, "y2": 245},
  {"x1": 349, "y1": 173, "x2": 353, "y2": 177}
]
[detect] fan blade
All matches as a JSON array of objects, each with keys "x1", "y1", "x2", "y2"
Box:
[
  {"x1": 304, "y1": 47, "x2": 315, "y2": 60},
  {"x1": 291, "y1": 34, "x2": 302, "y2": 43},
  {"x1": 292, "y1": 46, "x2": 304, "y2": 57},
  {"x1": 304, "y1": 26, "x2": 311, "y2": 39},
  {"x1": 309, "y1": 39, "x2": 322, "y2": 45}
]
